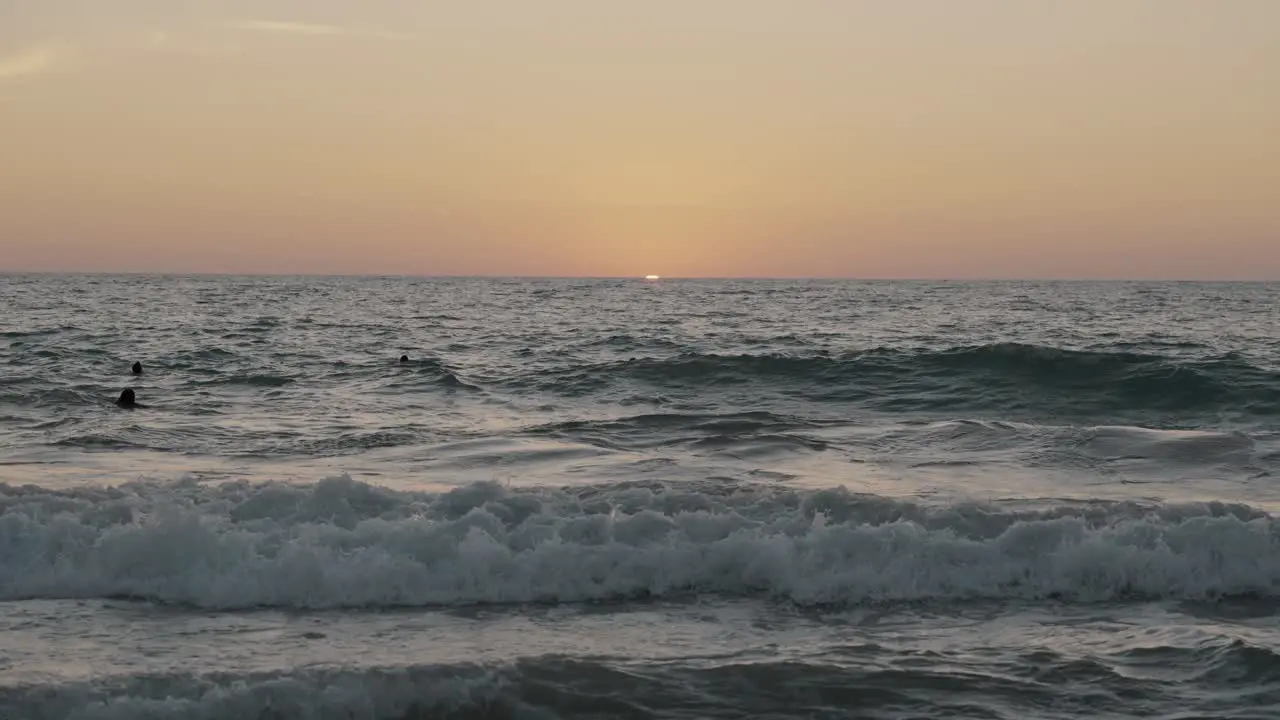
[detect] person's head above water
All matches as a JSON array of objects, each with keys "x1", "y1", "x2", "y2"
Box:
[
  {"x1": 132, "y1": 361, "x2": 143, "y2": 375},
  {"x1": 115, "y1": 388, "x2": 147, "y2": 409},
  {"x1": 399, "y1": 355, "x2": 409, "y2": 364}
]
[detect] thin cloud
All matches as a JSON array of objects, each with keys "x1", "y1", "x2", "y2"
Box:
[
  {"x1": 0, "y1": 45, "x2": 65, "y2": 80},
  {"x1": 223, "y1": 20, "x2": 406, "y2": 40},
  {"x1": 231, "y1": 20, "x2": 347, "y2": 36}
]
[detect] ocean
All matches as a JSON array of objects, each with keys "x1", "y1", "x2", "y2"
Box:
[{"x1": 2, "y1": 274, "x2": 1279, "y2": 719}]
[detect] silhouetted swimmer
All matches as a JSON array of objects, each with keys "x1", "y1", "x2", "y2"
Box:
[
  {"x1": 399, "y1": 355, "x2": 409, "y2": 364},
  {"x1": 115, "y1": 388, "x2": 147, "y2": 409},
  {"x1": 132, "y1": 361, "x2": 143, "y2": 375}
]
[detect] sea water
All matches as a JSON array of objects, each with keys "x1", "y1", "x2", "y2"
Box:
[{"x1": 2, "y1": 275, "x2": 1278, "y2": 719}]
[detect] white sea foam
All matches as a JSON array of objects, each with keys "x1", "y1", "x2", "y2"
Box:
[{"x1": 1, "y1": 476, "x2": 1276, "y2": 608}]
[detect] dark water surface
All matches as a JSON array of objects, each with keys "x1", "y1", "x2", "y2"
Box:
[{"x1": 2, "y1": 275, "x2": 1279, "y2": 718}]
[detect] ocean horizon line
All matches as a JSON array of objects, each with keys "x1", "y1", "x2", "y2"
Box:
[{"x1": 2, "y1": 271, "x2": 1277, "y2": 283}]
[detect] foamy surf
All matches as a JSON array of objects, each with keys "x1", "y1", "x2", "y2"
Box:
[{"x1": 3, "y1": 476, "x2": 1276, "y2": 609}]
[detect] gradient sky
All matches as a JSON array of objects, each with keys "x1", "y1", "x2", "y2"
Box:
[{"x1": 2, "y1": 1, "x2": 1278, "y2": 279}]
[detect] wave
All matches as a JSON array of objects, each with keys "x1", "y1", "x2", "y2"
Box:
[
  {"x1": 572, "y1": 333, "x2": 687, "y2": 352},
  {"x1": 5, "y1": 639, "x2": 1279, "y2": 720},
  {"x1": 524, "y1": 410, "x2": 828, "y2": 451},
  {"x1": 530, "y1": 411, "x2": 819, "y2": 435},
  {"x1": 47, "y1": 427, "x2": 441, "y2": 457},
  {"x1": 0, "y1": 388, "x2": 105, "y2": 408},
  {"x1": 1, "y1": 663, "x2": 511, "y2": 720},
  {"x1": 287, "y1": 430, "x2": 431, "y2": 455},
  {"x1": 2, "y1": 620, "x2": 1280, "y2": 712},
  {"x1": 50, "y1": 434, "x2": 154, "y2": 451},
  {"x1": 17, "y1": 650, "x2": 1269, "y2": 717},
  {"x1": 0, "y1": 658, "x2": 1040, "y2": 720},
  {"x1": 2, "y1": 476, "x2": 1277, "y2": 610},
  {"x1": 377, "y1": 357, "x2": 482, "y2": 392},
  {"x1": 218, "y1": 374, "x2": 295, "y2": 388},
  {"x1": 1080, "y1": 426, "x2": 1257, "y2": 464},
  {"x1": 514, "y1": 344, "x2": 1280, "y2": 419},
  {"x1": 0, "y1": 328, "x2": 63, "y2": 340}
]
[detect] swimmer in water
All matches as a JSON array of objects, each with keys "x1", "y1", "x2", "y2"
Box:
[
  {"x1": 399, "y1": 355, "x2": 409, "y2": 364},
  {"x1": 132, "y1": 361, "x2": 143, "y2": 375},
  {"x1": 115, "y1": 388, "x2": 146, "y2": 409}
]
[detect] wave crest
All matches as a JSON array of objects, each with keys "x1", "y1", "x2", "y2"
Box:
[
  {"x1": 1, "y1": 477, "x2": 1276, "y2": 609},
  {"x1": 516, "y1": 344, "x2": 1279, "y2": 418}
]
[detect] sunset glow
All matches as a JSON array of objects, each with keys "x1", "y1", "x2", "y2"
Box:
[{"x1": 1, "y1": 2, "x2": 1277, "y2": 279}]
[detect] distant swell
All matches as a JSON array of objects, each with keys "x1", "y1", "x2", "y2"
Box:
[
  {"x1": 520, "y1": 344, "x2": 1280, "y2": 418},
  {"x1": 2, "y1": 477, "x2": 1277, "y2": 609}
]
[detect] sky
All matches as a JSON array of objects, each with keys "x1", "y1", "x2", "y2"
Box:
[{"x1": 1, "y1": 1, "x2": 1278, "y2": 279}]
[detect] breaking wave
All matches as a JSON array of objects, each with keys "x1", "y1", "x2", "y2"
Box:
[{"x1": 2, "y1": 476, "x2": 1277, "y2": 610}]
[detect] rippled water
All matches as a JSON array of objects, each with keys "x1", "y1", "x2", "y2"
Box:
[{"x1": 2, "y1": 275, "x2": 1279, "y2": 719}]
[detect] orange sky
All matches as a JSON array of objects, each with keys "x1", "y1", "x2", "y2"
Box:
[{"x1": 2, "y1": 1, "x2": 1278, "y2": 278}]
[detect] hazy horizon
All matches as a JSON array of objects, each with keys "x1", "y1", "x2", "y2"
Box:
[
  {"x1": 5, "y1": 270, "x2": 1277, "y2": 284},
  {"x1": 3, "y1": 1, "x2": 1278, "y2": 280}
]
